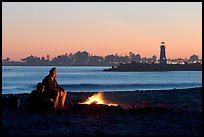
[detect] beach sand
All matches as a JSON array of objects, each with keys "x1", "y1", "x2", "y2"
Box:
[{"x1": 2, "y1": 87, "x2": 202, "y2": 135}]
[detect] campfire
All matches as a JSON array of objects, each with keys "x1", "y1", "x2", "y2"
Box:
[{"x1": 79, "y1": 92, "x2": 118, "y2": 107}]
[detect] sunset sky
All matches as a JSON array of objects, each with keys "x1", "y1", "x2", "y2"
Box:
[{"x1": 2, "y1": 2, "x2": 202, "y2": 61}]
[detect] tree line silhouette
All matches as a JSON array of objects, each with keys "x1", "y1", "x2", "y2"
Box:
[{"x1": 2, "y1": 51, "x2": 200, "y2": 66}]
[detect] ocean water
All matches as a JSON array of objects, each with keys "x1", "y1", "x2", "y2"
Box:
[{"x1": 2, "y1": 66, "x2": 202, "y2": 94}]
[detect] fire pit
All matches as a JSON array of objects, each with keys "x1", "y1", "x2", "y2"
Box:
[
  {"x1": 68, "y1": 92, "x2": 125, "y2": 113},
  {"x1": 67, "y1": 92, "x2": 174, "y2": 114},
  {"x1": 79, "y1": 92, "x2": 118, "y2": 106}
]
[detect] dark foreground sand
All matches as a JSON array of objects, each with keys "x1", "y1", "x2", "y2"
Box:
[{"x1": 2, "y1": 87, "x2": 202, "y2": 135}]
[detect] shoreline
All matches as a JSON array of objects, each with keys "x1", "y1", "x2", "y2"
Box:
[{"x1": 2, "y1": 86, "x2": 202, "y2": 95}]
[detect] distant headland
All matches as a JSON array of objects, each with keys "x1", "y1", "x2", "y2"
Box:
[
  {"x1": 103, "y1": 62, "x2": 202, "y2": 72},
  {"x1": 103, "y1": 42, "x2": 202, "y2": 71}
]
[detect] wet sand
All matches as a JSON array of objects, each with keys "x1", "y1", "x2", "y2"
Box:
[{"x1": 2, "y1": 87, "x2": 202, "y2": 135}]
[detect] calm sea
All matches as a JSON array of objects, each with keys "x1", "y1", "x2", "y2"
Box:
[{"x1": 2, "y1": 66, "x2": 202, "y2": 94}]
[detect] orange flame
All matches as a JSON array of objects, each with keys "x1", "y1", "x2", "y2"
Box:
[{"x1": 79, "y1": 92, "x2": 118, "y2": 106}]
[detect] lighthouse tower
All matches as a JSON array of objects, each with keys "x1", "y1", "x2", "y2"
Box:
[{"x1": 160, "y1": 42, "x2": 167, "y2": 64}]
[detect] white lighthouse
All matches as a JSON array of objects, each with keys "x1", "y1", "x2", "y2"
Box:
[{"x1": 159, "y1": 42, "x2": 167, "y2": 64}]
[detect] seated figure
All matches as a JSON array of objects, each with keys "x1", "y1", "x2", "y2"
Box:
[{"x1": 42, "y1": 67, "x2": 67, "y2": 109}]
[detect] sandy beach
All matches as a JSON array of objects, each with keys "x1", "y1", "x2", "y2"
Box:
[{"x1": 2, "y1": 87, "x2": 202, "y2": 135}]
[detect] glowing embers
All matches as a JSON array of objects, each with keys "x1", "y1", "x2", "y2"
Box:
[{"x1": 79, "y1": 92, "x2": 118, "y2": 107}]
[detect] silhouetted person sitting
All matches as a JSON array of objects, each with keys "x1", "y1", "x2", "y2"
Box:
[
  {"x1": 28, "y1": 83, "x2": 54, "y2": 111},
  {"x1": 42, "y1": 67, "x2": 67, "y2": 109}
]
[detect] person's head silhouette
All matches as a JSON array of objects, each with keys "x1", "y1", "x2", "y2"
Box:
[{"x1": 49, "y1": 67, "x2": 57, "y2": 78}]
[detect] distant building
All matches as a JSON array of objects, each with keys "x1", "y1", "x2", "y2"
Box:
[
  {"x1": 189, "y1": 55, "x2": 199, "y2": 63},
  {"x1": 147, "y1": 58, "x2": 153, "y2": 64},
  {"x1": 142, "y1": 57, "x2": 147, "y2": 63},
  {"x1": 159, "y1": 42, "x2": 167, "y2": 64},
  {"x1": 152, "y1": 55, "x2": 157, "y2": 63}
]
